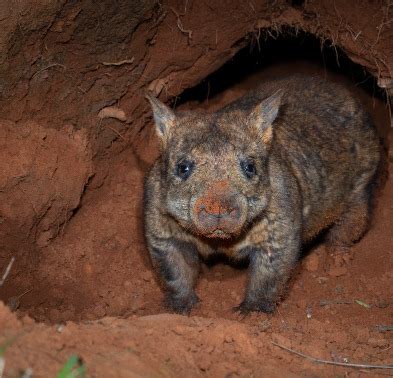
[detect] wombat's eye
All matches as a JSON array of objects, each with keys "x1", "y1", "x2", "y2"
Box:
[
  {"x1": 176, "y1": 160, "x2": 194, "y2": 180},
  {"x1": 240, "y1": 160, "x2": 257, "y2": 179}
]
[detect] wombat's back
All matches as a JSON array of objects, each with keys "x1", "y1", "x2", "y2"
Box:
[{"x1": 222, "y1": 75, "x2": 380, "y2": 240}]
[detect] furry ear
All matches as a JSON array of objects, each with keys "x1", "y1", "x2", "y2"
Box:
[
  {"x1": 248, "y1": 89, "x2": 283, "y2": 144},
  {"x1": 145, "y1": 93, "x2": 175, "y2": 141}
]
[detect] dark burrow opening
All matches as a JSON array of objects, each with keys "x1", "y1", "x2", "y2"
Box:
[
  {"x1": 173, "y1": 26, "x2": 391, "y2": 260},
  {"x1": 1, "y1": 27, "x2": 391, "y2": 324},
  {"x1": 176, "y1": 28, "x2": 389, "y2": 112}
]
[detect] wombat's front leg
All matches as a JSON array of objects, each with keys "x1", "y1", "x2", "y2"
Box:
[
  {"x1": 149, "y1": 238, "x2": 200, "y2": 314},
  {"x1": 236, "y1": 219, "x2": 301, "y2": 314}
]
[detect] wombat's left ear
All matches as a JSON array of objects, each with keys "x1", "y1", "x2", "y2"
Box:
[
  {"x1": 249, "y1": 89, "x2": 283, "y2": 144},
  {"x1": 145, "y1": 93, "x2": 175, "y2": 142}
]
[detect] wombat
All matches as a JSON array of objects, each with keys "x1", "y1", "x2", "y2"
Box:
[{"x1": 144, "y1": 75, "x2": 380, "y2": 314}]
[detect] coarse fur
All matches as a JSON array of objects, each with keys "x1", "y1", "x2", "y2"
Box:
[{"x1": 143, "y1": 75, "x2": 380, "y2": 314}]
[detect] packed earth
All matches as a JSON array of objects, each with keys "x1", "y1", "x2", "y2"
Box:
[{"x1": 0, "y1": 1, "x2": 392, "y2": 376}]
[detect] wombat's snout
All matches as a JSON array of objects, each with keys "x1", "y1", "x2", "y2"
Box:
[
  {"x1": 197, "y1": 195, "x2": 240, "y2": 226},
  {"x1": 191, "y1": 181, "x2": 246, "y2": 238}
]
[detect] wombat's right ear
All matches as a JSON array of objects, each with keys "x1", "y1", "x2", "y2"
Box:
[
  {"x1": 248, "y1": 89, "x2": 283, "y2": 144},
  {"x1": 145, "y1": 93, "x2": 175, "y2": 142}
]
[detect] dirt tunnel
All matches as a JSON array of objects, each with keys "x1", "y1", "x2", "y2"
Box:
[{"x1": 0, "y1": 1, "x2": 392, "y2": 376}]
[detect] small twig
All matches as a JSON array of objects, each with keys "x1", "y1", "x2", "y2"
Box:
[
  {"x1": 345, "y1": 25, "x2": 362, "y2": 41},
  {"x1": 385, "y1": 88, "x2": 393, "y2": 128},
  {"x1": 355, "y1": 299, "x2": 371, "y2": 309},
  {"x1": 32, "y1": 63, "x2": 66, "y2": 79},
  {"x1": 0, "y1": 257, "x2": 15, "y2": 286},
  {"x1": 272, "y1": 342, "x2": 393, "y2": 370},
  {"x1": 373, "y1": 1, "x2": 393, "y2": 48},
  {"x1": 106, "y1": 125, "x2": 126, "y2": 141},
  {"x1": 7, "y1": 288, "x2": 33, "y2": 311},
  {"x1": 101, "y1": 58, "x2": 135, "y2": 67}
]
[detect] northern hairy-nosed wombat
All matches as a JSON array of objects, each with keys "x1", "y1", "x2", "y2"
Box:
[{"x1": 144, "y1": 75, "x2": 380, "y2": 314}]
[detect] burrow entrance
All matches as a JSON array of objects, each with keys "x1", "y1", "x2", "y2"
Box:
[{"x1": 0, "y1": 27, "x2": 391, "y2": 325}]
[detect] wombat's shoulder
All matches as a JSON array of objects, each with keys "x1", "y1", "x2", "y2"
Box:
[{"x1": 220, "y1": 74, "x2": 376, "y2": 145}]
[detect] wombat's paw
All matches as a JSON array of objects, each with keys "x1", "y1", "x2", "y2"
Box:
[
  {"x1": 165, "y1": 292, "x2": 200, "y2": 315},
  {"x1": 234, "y1": 299, "x2": 276, "y2": 314}
]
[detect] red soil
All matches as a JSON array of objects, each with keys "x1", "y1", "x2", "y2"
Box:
[
  {"x1": 0, "y1": 1, "x2": 392, "y2": 375},
  {"x1": 1, "y1": 63, "x2": 392, "y2": 376}
]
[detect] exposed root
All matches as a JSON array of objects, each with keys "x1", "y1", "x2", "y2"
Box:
[
  {"x1": 101, "y1": 58, "x2": 135, "y2": 67},
  {"x1": 98, "y1": 107, "x2": 127, "y2": 122},
  {"x1": 272, "y1": 342, "x2": 393, "y2": 370},
  {"x1": 170, "y1": 4, "x2": 193, "y2": 43}
]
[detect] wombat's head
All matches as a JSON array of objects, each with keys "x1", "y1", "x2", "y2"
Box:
[{"x1": 147, "y1": 90, "x2": 282, "y2": 240}]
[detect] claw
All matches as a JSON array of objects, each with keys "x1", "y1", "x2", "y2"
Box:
[
  {"x1": 234, "y1": 299, "x2": 276, "y2": 315},
  {"x1": 165, "y1": 292, "x2": 200, "y2": 315}
]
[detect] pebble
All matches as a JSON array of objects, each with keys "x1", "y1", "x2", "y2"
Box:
[
  {"x1": 317, "y1": 276, "x2": 329, "y2": 284},
  {"x1": 172, "y1": 325, "x2": 187, "y2": 335},
  {"x1": 328, "y1": 266, "x2": 347, "y2": 277},
  {"x1": 304, "y1": 253, "x2": 319, "y2": 272},
  {"x1": 141, "y1": 271, "x2": 153, "y2": 282}
]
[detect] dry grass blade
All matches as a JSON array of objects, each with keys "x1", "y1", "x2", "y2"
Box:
[
  {"x1": 272, "y1": 341, "x2": 393, "y2": 370},
  {"x1": 31, "y1": 63, "x2": 66, "y2": 79},
  {"x1": 0, "y1": 257, "x2": 15, "y2": 286}
]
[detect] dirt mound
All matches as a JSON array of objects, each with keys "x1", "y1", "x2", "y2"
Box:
[
  {"x1": 1, "y1": 303, "x2": 392, "y2": 377},
  {"x1": 0, "y1": 121, "x2": 92, "y2": 248}
]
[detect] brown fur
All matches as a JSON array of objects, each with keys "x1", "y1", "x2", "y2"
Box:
[{"x1": 143, "y1": 75, "x2": 380, "y2": 314}]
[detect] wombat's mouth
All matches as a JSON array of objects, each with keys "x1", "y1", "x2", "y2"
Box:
[
  {"x1": 192, "y1": 224, "x2": 244, "y2": 241},
  {"x1": 204, "y1": 229, "x2": 233, "y2": 239}
]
